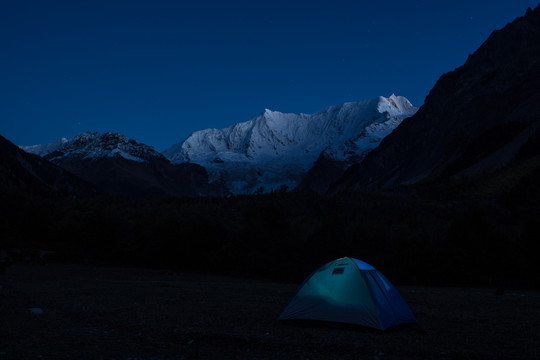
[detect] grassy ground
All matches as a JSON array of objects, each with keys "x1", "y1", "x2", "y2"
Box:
[{"x1": 0, "y1": 263, "x2": 539, "y2": 359}]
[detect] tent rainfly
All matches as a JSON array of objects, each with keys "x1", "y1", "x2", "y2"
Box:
[{"x1": 278, "y1": 257, "x2": 417, "y2": 330}]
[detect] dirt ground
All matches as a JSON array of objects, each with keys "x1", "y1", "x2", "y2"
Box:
[{"x1": 0, "y1": 263, "x2": 539, "y2": 360}]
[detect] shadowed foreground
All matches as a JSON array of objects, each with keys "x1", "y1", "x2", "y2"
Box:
[{"x1": 1, "y1": 263, "x2": 538, "y2": 359}]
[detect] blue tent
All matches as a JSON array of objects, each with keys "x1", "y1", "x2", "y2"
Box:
[{"x1": 278, "y1": 257, "x2": 417, "y2": 330}]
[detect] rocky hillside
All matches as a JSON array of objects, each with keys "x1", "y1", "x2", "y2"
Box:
[
  {"x1": 333, "y1": 6, "x2": 540, "y2": 191},
  {"x1": 0, "y1": 134, "x2": 93, "y2": 196},
  {"x1": 22, "y1": 132, "x2": 224, "y2": 198}
]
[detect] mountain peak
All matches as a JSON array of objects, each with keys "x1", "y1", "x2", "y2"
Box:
[
  {"x1": 261, "y1": 108, "x2": 287, "y2": 120},
  {"x1": 22, "y1": 131, "x2": 164, "y2": 163},
  {"x1": 524, "y1": 4, "x2": 540, "y2": 21},
  {"x1": 377, "y1": 94, "x2": 416, "y2": 114},
  {"x1": 20, "y1": 137, "x2": 69, "y2": 157}
]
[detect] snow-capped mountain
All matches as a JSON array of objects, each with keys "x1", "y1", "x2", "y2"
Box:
[
  {"x1": 20, "y1": 137, "x2": 69, "y2": 157},
  {"x1": 164, "y1": 95, "x2": 417, "y2": 194},
  {"x1": 22, "y1": 131, "x2": 164, "y2": 163},
  {"x1": 21, "y1": 131, "x2": 225, "y2": 198}
]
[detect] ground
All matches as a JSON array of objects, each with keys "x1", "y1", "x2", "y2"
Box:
[{"x1": 0, "y1": 263, "x2": 539, "y2": 360}]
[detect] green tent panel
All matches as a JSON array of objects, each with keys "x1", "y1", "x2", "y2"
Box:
[{"x1": 278, "y1": 257, "x2": 416, "y2": 330}]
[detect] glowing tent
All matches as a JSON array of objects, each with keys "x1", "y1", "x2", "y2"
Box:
[{"x1": 278, "y1": 257, "x2": 416, "y2": 330}]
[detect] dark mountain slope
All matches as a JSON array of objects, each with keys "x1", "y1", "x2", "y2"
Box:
[
  {"x1": 0, "y1": 134, "x2": 93, "y2": 196},
  {"x1": 296, "y1": 153, "x2": 348, "y2": 194},
  {"x1": 28, "y1": 132, "x2": 226, "y2": 199},
  {"x1": 52, "y1": 155, "x2": 220, "y2": 199},
  {"x1": 333, "y1": 6, "x2": 540, "y2": 191}
]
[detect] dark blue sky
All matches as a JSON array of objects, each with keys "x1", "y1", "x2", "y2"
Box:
[{"x1": 2, "y1": 0, "x2": 538, "y2": 151}]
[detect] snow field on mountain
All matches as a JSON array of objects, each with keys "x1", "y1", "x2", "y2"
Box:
[{"x1": 165, "y1": 95, "x2": 417, "y2": 193}]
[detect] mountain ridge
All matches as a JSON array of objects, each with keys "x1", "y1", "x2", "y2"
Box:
[
  {"x1": 332, "y1": 5, "x2": 540, "y2": 192},
  {"x1": 164, "y1": 95, "x2": 415, "y2": 164},
  {"x1": 20, "y1": 95, "x2": 416, "y2": 195},
  {"x1": 0, "y1": 133, "x2": 95, "y2": 196},
  {"x1": 163, "y1": 95, "x2": 416, "y2": 194},
  {"x1": 22, "y1": 131, "x2": 165, "y2": 163},
  {"x1": 21, "y1": 131, "x2": 225, "y2": 198}
]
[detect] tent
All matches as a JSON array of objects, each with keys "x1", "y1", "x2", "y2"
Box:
[{"x1": 278, "y1": 257, "x2": 416, "y2": 330}]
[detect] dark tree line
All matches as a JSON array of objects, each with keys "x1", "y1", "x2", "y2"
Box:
[{"x1": 2, "y1": 171, "x2": 540, "y2": 288}]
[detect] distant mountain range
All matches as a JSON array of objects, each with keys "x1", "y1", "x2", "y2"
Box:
[
  {"x1": 7, "y1": 5, "x2": 540, "y2": 199},
  {"x1": 21, "y1": 132, "x2": 224, "y2": 198},
  {"x1": 20, "y1": 96, "x2": 416, "y2": 196}
]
